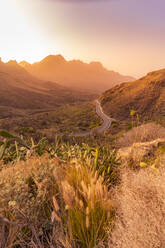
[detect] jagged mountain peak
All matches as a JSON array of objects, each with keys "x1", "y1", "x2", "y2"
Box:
[{"x1": 19, "y1": 54, "x2": 134, "y2": 93}]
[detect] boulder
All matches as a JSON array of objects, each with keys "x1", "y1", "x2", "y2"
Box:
[{"x1": 117, "y1": 138, "x2": 165, "y2": 163}]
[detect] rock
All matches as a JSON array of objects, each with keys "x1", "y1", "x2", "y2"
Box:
[{"x1": 117, "y1": 138, "x2": 165, "y2": 163}]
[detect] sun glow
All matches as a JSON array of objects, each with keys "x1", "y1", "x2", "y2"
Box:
[
  {"x1": 1, "y1": 0, "x2": 165, "y2": 77},
  {"x1": 0, "y1": 0, "x2": 61, "y2": 63}
]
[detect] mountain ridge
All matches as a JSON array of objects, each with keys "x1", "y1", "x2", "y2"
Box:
[
  {"x1": 0, "y1": 59, "x2": 96, "y2": 118},
  {"x1": 19, "y1": 54, "x2": 135, "y2": 93}
]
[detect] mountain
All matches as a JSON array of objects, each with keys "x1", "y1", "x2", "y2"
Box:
[
  {"x1": 20, "y1": 55, "x2": 134, "y2": 93},
  {"x1": 0, "y1": 58, "x2": 96, "y2": 118},
  {"x1": 100, "y1": 68, "x2": 165, "y2": 121}
]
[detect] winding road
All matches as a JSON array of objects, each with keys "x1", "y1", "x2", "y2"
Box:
[{"x1": 72, "y1": 100, "x2": 114, "y2": 137}]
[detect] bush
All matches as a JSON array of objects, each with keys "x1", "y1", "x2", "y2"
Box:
[{"x1": 0, "y1": 155, "x2": 57, "y2": 246}]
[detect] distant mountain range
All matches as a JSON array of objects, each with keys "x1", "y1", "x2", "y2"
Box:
[
  {"x1": 1, "y1": 54, "x2": 165, "y2": 130},
  {"x1": 100, "y1": 68, "x2": 165, "y2": 120},
  {"x1": 20, "y1": 55, "x2": 134, "y2": 93},
  {"x1": 0, "y1": 59, "x2": 96, "y2": 118}
]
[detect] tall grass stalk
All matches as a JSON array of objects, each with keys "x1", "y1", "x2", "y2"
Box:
[{"x1": 53, "y1": 162, "x2": 114, "y2": 248}]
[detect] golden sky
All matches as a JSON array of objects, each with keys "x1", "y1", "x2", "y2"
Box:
[{"x1": 1, "y1": 0, "x2": 165, "y2": 78}]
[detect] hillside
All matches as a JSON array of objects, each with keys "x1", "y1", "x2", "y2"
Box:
[
  {"x1": 20, "y1": 55, "x2": 134, "y2": 93},
  {"x1": 0, "y1": 59, "x2": 96, "y2": 118},
  {"x1": 100, "y1": 68, "x2": 165, "y2": 121},
  {"x1": 1, "y1": 124, "x2": 165, "y2": 248}
]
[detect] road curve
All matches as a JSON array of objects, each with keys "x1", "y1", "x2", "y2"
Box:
[
  {"x1": 72, "y1": 100, "x2": 113, "y2": 137},
  {"x1": 95, "y1": 100, "x2": 113, "y2": 133}
]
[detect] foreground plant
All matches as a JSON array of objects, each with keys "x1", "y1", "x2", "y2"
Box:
[
  {"x1": 53, "y1": 162, "x2": 114, "y2": 248},
  {"x1": 0, "y1": 131, "x2": 118, "y2": 247},
  {"x1": 0, "y1": 129, "x2": 48, "y2": 164},
  {"x1": 0, "y1": 155, "x2": 57, "y2": 247}
]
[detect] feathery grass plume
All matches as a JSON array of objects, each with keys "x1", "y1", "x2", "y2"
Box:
[
  {"x1": 51, "y1": 211, "x2": 61, "y2": 223},
  {"x1": 86, "y1": 207, "x2": 90, "y2": 229},
  {"x1": 54, "y1": 161, "x2": 114, "y2": 248},
  {"x1": 52, "y1": 196, "x2": 60, "y2": 212}
]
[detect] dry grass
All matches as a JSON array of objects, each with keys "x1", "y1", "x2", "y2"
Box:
[
  {"x1": 109, "y1": 165, "x2": 165, "y2": 248},
  {"x1": 0, "y1": 155, "x2": 56, "y2": 220},
  {"x1": 0, "y1": 155, "x2": 58, "y2": 247},
  {"x1": 53, "y1": 162, "x2": 113, "y2": 248},
  {"x1": 0, "y1": 153, "x2": 113, "y2": 247},
  {"x1": 116, "y1": 122, "x2": 165, "y2": 148}
]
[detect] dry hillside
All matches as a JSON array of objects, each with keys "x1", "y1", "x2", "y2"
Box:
[{"x1": 100, "y1": 68, "x2": 165, "y2": 120}]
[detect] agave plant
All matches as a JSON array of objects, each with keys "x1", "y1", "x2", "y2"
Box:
[
  {"x1": 0, "y1": 130, "x2": 48, "y2": 163},
  {"x1": 51, "y1": 140, "x2": 121, "y2": 186},
  {"x1": 94, "y1": 147, "x2": 121, "y2": 186}
]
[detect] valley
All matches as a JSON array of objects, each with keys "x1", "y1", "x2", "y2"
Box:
[
  {"x1": 0, "y1": 58, "x2": 97, "y2": 118},
  {"x1": 0, "y1": 58, "x2": 100, "y2": 139},
  {"x1": 0, "y1": 102, "x2": 102, "y2": 140},
  {"x1": 2, "y1": 57, "x2": 165, "y2": 143}
]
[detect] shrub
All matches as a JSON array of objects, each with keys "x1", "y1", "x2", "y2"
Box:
[{"x1": 0, "y1": 155, "x2": 57, "y2": 246}]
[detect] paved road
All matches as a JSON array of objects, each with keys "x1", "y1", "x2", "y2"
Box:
[
  {"x1": 95, "y1": 100, "x2": 113, "y2": 133},
  {"x1": 72, "y1": 100, "x2": 113, "y2": 137}
]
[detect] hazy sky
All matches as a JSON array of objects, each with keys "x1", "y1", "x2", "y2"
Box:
[{"x1": 1, "y1": 0, "x2": 165, "y2": 77}]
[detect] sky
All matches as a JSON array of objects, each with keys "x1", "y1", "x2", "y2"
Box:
[{"x1": 0, "y1": 0, "x2": 165, "y2": 78}]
